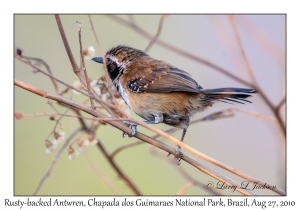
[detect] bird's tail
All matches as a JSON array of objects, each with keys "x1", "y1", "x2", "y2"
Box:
[{"x1": 198, "y1": 88, "x2": 255, "y2": 104}]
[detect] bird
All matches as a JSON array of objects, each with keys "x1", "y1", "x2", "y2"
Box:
[{"x1": 92, "y1": 45, "x2": 255, "y2": 164}]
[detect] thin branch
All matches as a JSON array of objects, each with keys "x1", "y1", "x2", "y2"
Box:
[
  {"x1": 20, "y1": 55, "x2": 59, "y2": 94},
  {"x1": 33, "y1": 127, "x2": 82, "y2": 195},
  {"x1": 127, "y1": 15, "x2": 136, "y2": 25},
  {"x1": 83, "y1": 152, "x2": 120, "y2": 195},
  {"x1": 15, "y1": 55, "x2": 88, "y2": 96},
  {"x1": 54, "y1": 15, "x2": 85, "y2": 84},
  {"x1": 229, "y1": 15, "x2": 286, "y2": 137},
  {"x1": 177, "y1": 182, "x2": 196, "y2": 195},
  {"x1": 95, "y1": 138, "x2": 142, "y2": 195},
  {"x1": 110, "y1": 141, "x2": 141, "y2": 159},
  {"x1": 229, "y1": 108, "x2": 278, "y2": 123},
  {"x1": 21, "y1": 112, "x2": 127, "y2": 122},
  {"x1": 150, "y1": 147, "x2": 221, "y2": 195},
  {"x1": 276, "y1": 96, "x2": 286, "y2": 112},
  {"x1": 77, "y1": 20, "x2": 95, "y2": 109},
  {"x1": 88, "y1": 15, "x2": 104, "y2": 55},
  {"x1": 229, "y1": 15, "x2": 259, "y2": 87},
  {"x1": 145, "y1": 15, "x2": 167, "y2": 52}
]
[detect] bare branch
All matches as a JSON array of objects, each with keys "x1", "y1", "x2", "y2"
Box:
[
  {"x1": 54, "y1": 15, "x2": 85, "y2": 84},
  {"x1": 88, "y1": 15, "x2": 104, "y2": 55},
  {"x1": 83, "y1": 153, "x2": 120, "y2": 195},
  {"x1": 229, "y1": 15, "x2": 286, "y2": 137},
  {"x1": 145, "y1": 15, "x2": 167, "y2": 52},
  {"x1": 177, "y1": 182, "x2": 196, "y2": 195},
  {"x1": 19, "y1": 55, "x2": 59, "y2": 94},
  {"x1": 277, "y1": 96, "x2": 286, "y2": 112},
  {"x1": 229, "y1": 15, "x2": 259, "y2": 87},
  {"x1": 95, "y1": 138, "x2": 142, "y2": 195},
  {"x1": 77, "y1": 20, "x2": 95, "y2": 109}
]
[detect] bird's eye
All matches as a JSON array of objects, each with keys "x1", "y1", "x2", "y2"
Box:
[{"x1": 107, "y1": 57, "x2": 111, "y2": 63}]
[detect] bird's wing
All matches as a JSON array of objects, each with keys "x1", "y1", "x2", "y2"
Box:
[{"x1": 125, "y1": 66, "x2": 201, "y2": 93}]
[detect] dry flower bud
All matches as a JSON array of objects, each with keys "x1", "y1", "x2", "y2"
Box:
[
  {"x1": 115, "y1": 111, "x2": 123, "y2": 118},
  {"x1": 114, "y1": 93, "x2": 121, "y2": 98},
  {"x1": 72, "y1": 80, "x2": 83, "y2": 95},
  {"x1": 77, "y1": 139, "x2": 89, "y2": 152},
  {"x1": 53, "y1": 131, "x2": 65, "y2": 144},
  {"x1": 100, "y1": 75, "x2": 107, "y2": 82},
  {"x1": 15, "y1": 112, "x2": 23, "y2": 120},
  {"x1": 83, "y1": 46, "x2": 95, "y2": 60},
  {"x1": 45, "y1": 140, "x2": 56, "y2": 153},
  {"x1": 87, "y1": 134, "x2": 94, "y2": 141},
  {"x1": 90, "y1": 80, "x2": 101, "y2": 95},
  {"x1": 100, "y1": 86, "x2": 108, "y2": 94},
  {"x1": 68, "y1": 147, "x2": 79, "y2": 160},
  {"x1": 87, "y1": 134, "x2": 98, "y2": 145},
  {"x1": 117, "y1": 100, "x2": 125, "y2": 108},
  {"x1": 89, "y1": 138, "x2": 98, "y2": 145},
  {"x1": 16, "y1": 48, "x2": 23, "y2": 56},
  {"x1": 54, "y1": 132, "x2": 60, "y2": 140}
]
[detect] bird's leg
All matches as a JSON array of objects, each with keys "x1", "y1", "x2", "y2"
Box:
[
  {"x1": 175, "y1": 129, "x2": 186, "y2": 164},
  {"x1": 122, "y1": 121, "x2": 137, "y2": 138},
  {"x1": 122, "y1": 113, "x2": 163, "y2": 138},
  {"x1": 167, "y1": 128, "x2": 187, "y2": 165}
]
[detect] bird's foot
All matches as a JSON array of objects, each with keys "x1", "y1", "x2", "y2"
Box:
[
  {"x1": 122, "y1": 121, "x2": 137, "y2": 138},
  {"x1": 167, "y1": 146, "x2": 183, "y2": 165}
]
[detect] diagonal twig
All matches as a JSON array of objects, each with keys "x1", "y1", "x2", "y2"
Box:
[
  {"x1": 77, "y1": 20, "x2": 95, "y2": 110},
  {"x1": 145, "y1": 15, "x2": 167, "y2": 52},
  {"x1": 88, "y1": 15, "x2": 104, "y2": 55}
]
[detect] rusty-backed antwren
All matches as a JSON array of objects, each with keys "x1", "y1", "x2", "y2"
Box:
[{"x1": 92, "y1": 45, "x2": 255, "y2": 163}]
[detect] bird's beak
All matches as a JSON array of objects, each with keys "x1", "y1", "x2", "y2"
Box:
[{"x1": 91, "y1": 57, "x2": 103, "y2": 64}]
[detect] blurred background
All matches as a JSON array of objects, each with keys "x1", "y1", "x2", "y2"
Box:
[{"x1": 14, "y1": 14, "x2": 285, "y2": 195}]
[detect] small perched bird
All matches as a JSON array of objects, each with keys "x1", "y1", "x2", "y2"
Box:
[{"x1": 92, "y1": 45, "x2": 255, "y2": 163}]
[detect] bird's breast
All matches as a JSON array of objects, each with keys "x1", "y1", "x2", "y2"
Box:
[{"x1": 116, "y1": 81, "x2": 132, "y2": 109}]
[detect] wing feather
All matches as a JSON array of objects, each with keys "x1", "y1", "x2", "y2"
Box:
[{"x1": 126, "y1": 66, "x2": 201, "y2": 93}]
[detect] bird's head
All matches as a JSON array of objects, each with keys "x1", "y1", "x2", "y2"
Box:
[{"x1": 92, "y1": 45, "x2": 148, "y2": 83}]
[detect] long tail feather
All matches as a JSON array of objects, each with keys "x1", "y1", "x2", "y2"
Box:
[{"x1": 199, "y1": 87, "x2": 255, "y2": 104}]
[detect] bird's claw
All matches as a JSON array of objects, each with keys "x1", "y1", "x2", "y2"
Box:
[
  {"x1": 167, "y1": 146, "x2": 183, "y2": 165},
  {"x1": 122, "y1": 121, "x2": 137, "y2": 138}
]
